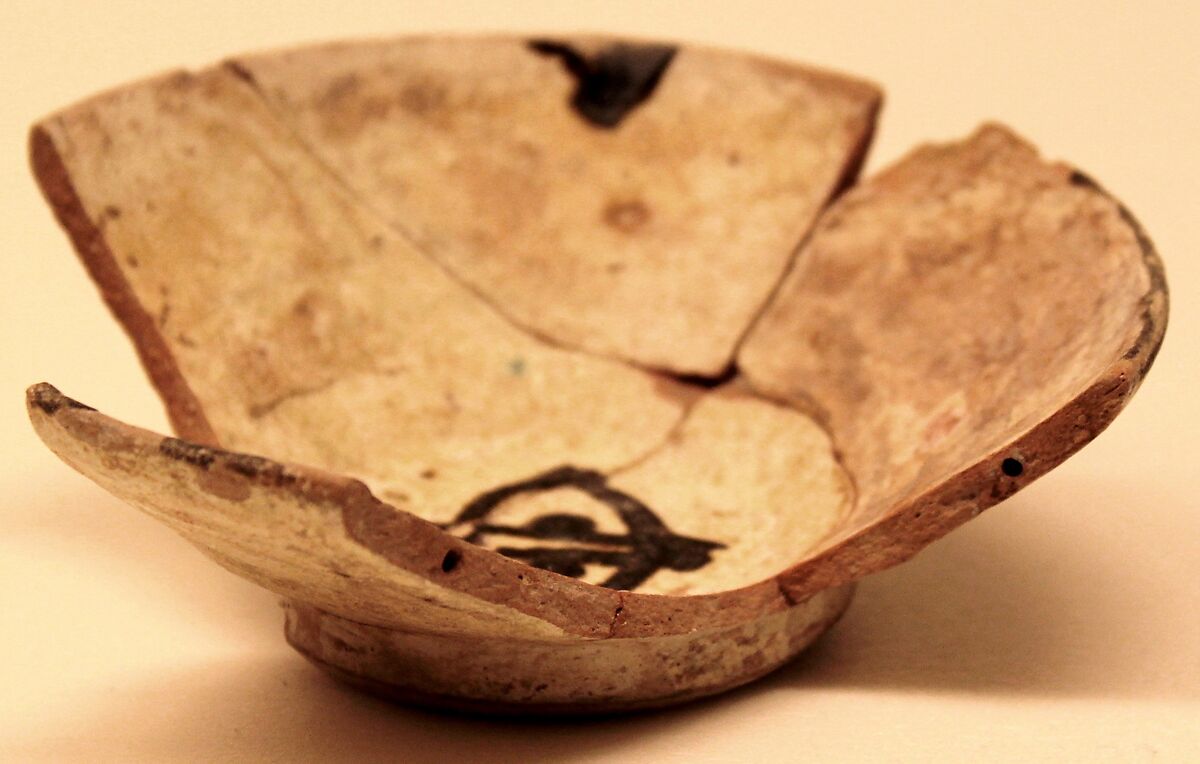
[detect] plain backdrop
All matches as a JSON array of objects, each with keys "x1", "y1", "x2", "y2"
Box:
[{"x1": 1, "y1": 1, "x2": 1197, "y2": 761}]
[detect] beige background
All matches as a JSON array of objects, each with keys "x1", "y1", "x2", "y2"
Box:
[{"x1": 2, "y1": 1, "x2": 1197, "y2": 761}]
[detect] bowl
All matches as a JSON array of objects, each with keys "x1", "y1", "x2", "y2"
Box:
[{"x1": 25, "y1": 35, "x2": 1167, "y2": 714}]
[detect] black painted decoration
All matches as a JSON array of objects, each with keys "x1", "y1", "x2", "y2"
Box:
[
  {"x1": 448, "y1": 466, "x2": 724, "y2": 591},
  {"x1": 528, "y1": 39, "x2": 677, "y2": 128}
]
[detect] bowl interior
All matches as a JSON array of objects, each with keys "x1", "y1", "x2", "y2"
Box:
[{"x1": 27, "y1": 36, "x2": 1164, "y2": 626}]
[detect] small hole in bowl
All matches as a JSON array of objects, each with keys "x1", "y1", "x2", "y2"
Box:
[
  {"x1": 441, "y1": 549, "x2": 461, "y2": 573},
  {"x1": 1001, "y1": 458, "x2": 1024, "y2": 477}
]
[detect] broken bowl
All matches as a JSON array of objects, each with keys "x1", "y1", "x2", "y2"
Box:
[{"x1": 26, "y1": 35, "x2": 1167, "y2": 713}]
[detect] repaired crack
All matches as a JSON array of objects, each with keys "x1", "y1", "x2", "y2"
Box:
[
  {"x1": 219, "y1": 59, "x2": 788, "y2": 393},
  {"x1": 726, "y1": 102, "x2": 879, "y2": 366},
  {"x1": 607, "y1": 392, "x2": 701, "y2": 477},
  {"x1": 217, "y1": 60, "x2": 859, "y2": 597},
  {"x1": 221, "y1": 60, "x2": 648, "y2": 373}
]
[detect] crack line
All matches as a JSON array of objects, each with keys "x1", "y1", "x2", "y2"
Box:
[
  {"x1": 248, "y1": 378, "x2": 338, "y2": 419},
  {"x1": 221, "y1": 59, "x2": 800, "y2": 387},
  {"x1": 725, "y1": 117, "x2": 878, "y2": 366},
  {"x1": 222, "y1": 61, "x2": 612, "y2": 366},
  {"x1": 607, "y1": 391, "x2": 701, "y2": 477},
  {"x1": 606, "y1": 591, "x2": 626, "y2": 638},
  {"x1": 219, "y1": 59, "x2": 855, "y2": 506}
]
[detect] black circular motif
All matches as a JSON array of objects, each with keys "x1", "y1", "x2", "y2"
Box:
[{"x1": 446, "y1": 466, "x2": 725, "y2": 591}]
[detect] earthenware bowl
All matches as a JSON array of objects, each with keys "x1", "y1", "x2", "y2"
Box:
[{"x1": 26, "y1": 35, "x2": 1167, "y2": 714}]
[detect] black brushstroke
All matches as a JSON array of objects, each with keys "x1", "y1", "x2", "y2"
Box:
[
  {"x1": 529, "y1": 39, "x2": 676, "y2": 128},
  {"x1": 449, "y1": 466, "x2": 723, "y2": 591}
]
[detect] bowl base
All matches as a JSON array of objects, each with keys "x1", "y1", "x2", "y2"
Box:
[{"x1": 282, "y1": 584, "x2": 855, "y2": 715}]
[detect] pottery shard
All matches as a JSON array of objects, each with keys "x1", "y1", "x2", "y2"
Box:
[
  {"x1": 740, "y1": 123, "x2": 1165, "y2": 594},
  {"x1": 231, "y1": 36, "x2": 881, "y2": 376}
]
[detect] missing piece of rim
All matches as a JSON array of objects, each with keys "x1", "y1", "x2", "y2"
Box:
[{"x1": 26, "y1": 35, "x2": 1166, "y2": 713}]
